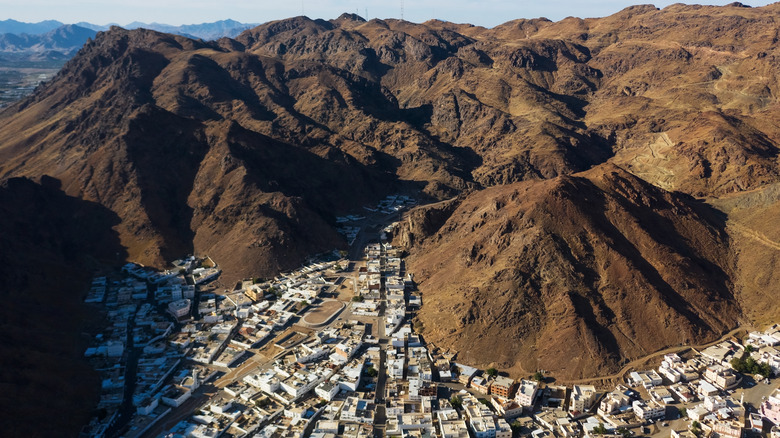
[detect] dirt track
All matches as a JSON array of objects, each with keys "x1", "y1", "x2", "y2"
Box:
[{"x1": 558, "y1": 325, "x2": 752, "y2": 386}]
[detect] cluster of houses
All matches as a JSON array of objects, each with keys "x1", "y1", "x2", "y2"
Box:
[
  {"x1": 81, "y1": 274, "x2": 188, "y2": 437},
  {"x1": 81, "y1": 257, "x2": 227, "y2": 437},
  {"x1": 439, "y1": 337, "x2": 775, "y2": 438},
  {"x1": 361, "y1": 194, "x2": 417, "y2": 215},
  {"x1": 78, "y1": 216, "x2": 780, "y2": 438},
  {"x1": 336, "y1": 194, "x2": 417, "y2": 245},
  {"x1": 745, "y1": 326, "x2": 780, "y2": 378},
  {"x1": 152, "y1": 257, "x2": 355, "y2": 438},
  {"x1": 252, "y1": 242, "x2": 408, "y2": 437},
  {"x1": 136, "y1": 239, "x2": 421, "y2": 438},
  {"x1": 214, "y1": 320, "x2": 376, "y2": 438},
  {"x1": 80, "y1": 254, "x2": 352, "y2": 437},
  {"x1": 353, "y1": 243, "x2": 414, "y2": 335}
]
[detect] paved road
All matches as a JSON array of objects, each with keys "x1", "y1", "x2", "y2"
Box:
[
  {"x1": 372, "y1": 243, "x2": 390, "y2": 438},
  {"x1": 141, "y1": 384, "x2": 216, "y2": 437},
  {"x1": 142, "y1": 202, "x2": 411, "y2": 437},
  {"x1": 741, "y1": 377, "x2": 779, "y2": 409}
]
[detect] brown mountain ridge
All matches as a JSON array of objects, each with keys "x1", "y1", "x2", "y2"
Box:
[
  {"x1": 1, "y1": 4, "x2": 780, "y2": 432},
  {"x1": 3, "y1": 3, "x2": 780, "y2": 279},
  {"x1": 397, "y1": 164, "x2": 741, "y2": 379}
]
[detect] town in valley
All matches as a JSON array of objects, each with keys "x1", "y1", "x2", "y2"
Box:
[{"x1": 80, "y1": 194, "x2": 780, "y2": 438}]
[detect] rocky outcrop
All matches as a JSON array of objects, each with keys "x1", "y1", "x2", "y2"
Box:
[
  {"x1": 0, "y1": 3, "x2": 780, "y2": 389},
  {"x1": 407, "y1": 165, "x2": 741, "y2": 380}
]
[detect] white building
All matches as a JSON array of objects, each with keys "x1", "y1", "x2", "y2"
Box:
[
  {"x1": 168, "y1": 299, "x2": 191, "y2": 318},
  {"x1": 569, "y1": 385, "x2": 597, "y2": 413},
  {"x1": 688, "y1": 404, "x2": 711, "y2": 422},
  {"x1": 632, "y1": 400, "x2": 665, "y2": 421},
  {"x1": 244, "y1": 371, "x2": 280, "y2": 394},
  {"x1": 335, "y1": 360, "x2": 364, "y2": 392},
  {"x1": 599, "y1": 389, "x2": 630, "y2": 416},
  {"x1": 281, "y1": 374, "x2": 321, "y2": 399},
  {"x1": 136, "y1": 396, "x2": 159, "y2": 415},
  {"x1": 704, "y1": 395, "x2": 728, "y2": 412},
  {"x1": 629, "y1": 370, "x2": 663, "y2": 388},
  {"x1": 294, "y1": 344, "x2": 329, "y2": 364},
  {"x1": 440, "y1": 420, "x2": 470, "y2": 438},
  {"x1": 492, "y1": 398, "x2": 524, "y2": 419},
  {"x1": 313, "y1": 420, "x2": 339, "y2": 434},
  {"x1": 704, "y1": 365, "x2": 737, "y2": 390},
  {"x1": 388, "y1": 357, "x2": 405, "y2": 379},
  {"x1": 340, "y1": 397, "x2": 375, "y2": 424},
  {"x1": 315, "y1": 381, "x2": 339, "y2": 401},
  {"x1": 496, "y1": 418, "x2": 512, "y2": 438},
  {"x1": 161, "y1": 385, "x2": 191, "y2": 407},
  {"x1": 753, "y1": 348, "x2": 780, "y2": 376},
  {"x1": 470, "y1": 416, "x2": 498, "y2": 438},
  {"x1": 748, "y1": 328, "x2": 780, "y2": 348},
  {"x1": 515, "y1": 380, "x2": 539, "y2": 408}
]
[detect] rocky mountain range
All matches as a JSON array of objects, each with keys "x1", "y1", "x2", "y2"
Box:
[
  {"x1": 396, "y1": 164, "x2": 742, "y2": 379},
  {"x1": 0, "y1": 18, "x2": 256, "y2": 40},
  {"x1": 1, "y1": 3, "x2": 780, "y2": 434},
  {"x1": 0, "y1": 19, "x2": 65, "y2": 35},
  {"x1": 0, "y1": 19, "x2": 257, "y2": 65},
  {"x1": 0, "y1": 24, "x2": 97, "y2": 56},
  {"x1": 119, "y1": 19, "x2": 258, "y2": 40}
]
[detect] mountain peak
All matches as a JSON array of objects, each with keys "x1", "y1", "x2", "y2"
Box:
[
  {"x1": 2, "y1": 4, "x2": 780, "y2": 397},
  {"x1": 333, "y1": 13, "x2": 367, "y2": 24},
  {"x1": 0, "y1": 18, "x2": 64, "y2": 35}
]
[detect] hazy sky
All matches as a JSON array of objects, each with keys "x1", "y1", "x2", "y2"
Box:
[{"x1": 0, "y1": 0, "x2": 776, "y2": 27}]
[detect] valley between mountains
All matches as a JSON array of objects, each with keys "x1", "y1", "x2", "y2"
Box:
[{"x1": 1, "y1": 4, "x2": 780, "y2": 433}]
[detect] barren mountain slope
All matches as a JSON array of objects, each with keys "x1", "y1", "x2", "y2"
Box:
[
  {"x1": 2, "y1": 4, "x2": 780, "y2": 281},
  {"x1": 711, "y1": 182, "x2": 780, "y2": 327},
  {"x1": 0, "y1": 177, "x2": 125, "y2": 436},
  {"x1": 0, "y1": 4, "x2": 778, "y2": 391},
  {"x1": 0, "y1": 29, "x2": 399, "y2": 281},
  {"x1": 233, "y1": 5, "x2": 780, "y2": 194},
  {"x1": 400, "y1": 165, "x2": 741, "y2": 380}
]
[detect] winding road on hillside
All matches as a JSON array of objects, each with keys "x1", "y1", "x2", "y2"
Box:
[
  {"x1": 559, "y1": 325, "x2": 753, "y2": 385},
  {"x1": 727, "y1": 220, "x2": 780, "y2": 252}
]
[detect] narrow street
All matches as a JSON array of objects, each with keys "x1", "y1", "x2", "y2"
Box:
[
  {"x1": 107, "y1": 306, "x2": 140, "y2": 437},
  {"x1": 373, "y1": 242, "x2": 390, "y2": 437},
  {"x1": 138, "y1": 201, "x2": 410, "y2": 438}
]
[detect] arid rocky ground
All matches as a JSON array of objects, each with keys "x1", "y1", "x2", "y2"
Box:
[{"x1": 2, "y1": 3, "x2": 780, "y2": 434}]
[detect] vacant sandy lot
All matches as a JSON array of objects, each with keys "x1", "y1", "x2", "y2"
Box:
[{"x1": 302, "y1": 300, "x2": 345, "y2": 326}]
